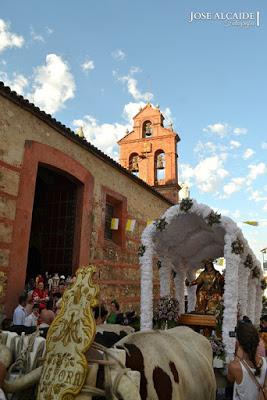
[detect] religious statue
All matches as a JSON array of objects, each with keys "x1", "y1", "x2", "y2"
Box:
[{"x1": 185, "y1": 259, "x2": 224, "y2": 315}]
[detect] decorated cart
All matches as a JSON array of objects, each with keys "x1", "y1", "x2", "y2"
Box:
[{"x1": 139, "y1": 199, "x2": 264, "y2": 361}]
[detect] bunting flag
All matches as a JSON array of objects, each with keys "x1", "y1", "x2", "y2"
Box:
[
  {"x1": 126, "y1": 219, "x2": 136, "y2": 232},
  {"x1": 110, "y1": 218, "x2": 119, "y2": 230},
  {"x1": 215, "y1": 258, "x2": 225, "y2": 266},
  {"x1": 243, "y1": 220, "x2": 267, "y2": 227},
  {"x1": 147, "y1": 220, "x2": 153, "y2": 226},
  {"x1": 243, "y1": 221, "x2": 259, "y2": 226}
]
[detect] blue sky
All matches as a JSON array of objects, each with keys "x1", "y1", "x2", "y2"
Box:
[{"x1": 1, "y1": 0, "x2": 267, "y2": 259}]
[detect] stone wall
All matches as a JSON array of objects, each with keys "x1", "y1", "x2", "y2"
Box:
[{"x1": 0, "y1": 93, "x2": 170, "y2": 316}]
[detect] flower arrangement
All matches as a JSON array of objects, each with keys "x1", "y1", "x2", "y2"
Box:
[
  {"x1": 206, "y1": 211, "x2": 221, "y2": 226},
  {"x1": 179, "y1": 198, "x2": 193, "y2": 212},
  {"x1": 154, "y1": 295, "x2": 180, "y2": 329},
  {"x1": 244, "y1": 254, "x2": 253, "y2": 269},
  {"x1": 215, "y1": 299, "x2": 224, "y2": 336},
  {"x1": 154, "y1": 217, "x2": 168, "y2": 232},
  {"x1": 231, "y1": 238, "x2": 244, "y2": 255},
  {"x1": 208, "y1": 336, "x2": 225, "y2": 361},
  {"x1": 138, "y1": 244, "x2": 146, "y2": 257}
]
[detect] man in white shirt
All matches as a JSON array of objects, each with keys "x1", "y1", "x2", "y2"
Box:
[
  {"x1": 12, "y1": 295, "x2": 27, "y2": 325},
  {"x1": 25, "y1": 304, "x2": 39, "y2": 327}
]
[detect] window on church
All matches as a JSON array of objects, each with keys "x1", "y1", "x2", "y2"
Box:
[
  {"x1": 129, "y1": 153, "x2": 139, "y2": 177},
  {"x1": 142, "y1": 120, "x2": 153, "y2": 138},
  {"x1": 155, "y1": 151, "x2": 165, "y2": 183},
  {"x1": 104, "y1": 203, "x2": 114, "y2": 240},
  {"x1": 102, "y1": 190, "x2": 127, "y2": 247}
]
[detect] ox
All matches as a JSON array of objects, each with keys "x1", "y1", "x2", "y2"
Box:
[{"x1": 115, "y1": 326, "x2": 216, "y2": 400}]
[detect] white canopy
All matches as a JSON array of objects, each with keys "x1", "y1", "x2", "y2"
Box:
[{"x1": 139, "y1": 199, "x2": 263, "y2": 360}]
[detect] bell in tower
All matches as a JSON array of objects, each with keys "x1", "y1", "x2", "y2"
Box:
[
  {"x1": 131, "y1": 156, "x2": 139, "y2": 172},
  {"x1": 157, "y1": 154, "x2": 165, "y2": 170},
  {"x1": 143, "y1": 121, "x2": 152, "y2": 137}
]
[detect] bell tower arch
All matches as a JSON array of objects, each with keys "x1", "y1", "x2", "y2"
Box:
[{"x1": 118, "y1": 103, "x2": 180, "y2": 203}]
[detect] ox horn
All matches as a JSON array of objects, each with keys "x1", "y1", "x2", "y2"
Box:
[{"x1": 3, "y1": 366, "x2": 42, "y2": 393}]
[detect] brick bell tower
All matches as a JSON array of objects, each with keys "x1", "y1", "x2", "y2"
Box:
[{"x1": 118, "y1": 103, "x2": 180, "y2": 203}]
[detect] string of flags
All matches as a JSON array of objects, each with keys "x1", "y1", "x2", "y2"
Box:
[
  {"x1": 110, "y1": 218, "x2": 154, "y2": 232},
  {"x1": 110, "y1": 218, "x2": 267, "y2": 232}
]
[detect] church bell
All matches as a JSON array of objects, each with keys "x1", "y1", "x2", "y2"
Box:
[{"x1": 157, "y1": 155, "x2": 165, "y2": 169}]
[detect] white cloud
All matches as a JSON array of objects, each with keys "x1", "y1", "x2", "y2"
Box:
[
  {"x1": 180, "y1": 155, "x2": 229, "y2": 193},
  {"x1": 28, "y1": 54, "x2": 75, "y2": 114},
  {"x1": 122, "y1": 101, "x2": 146, "y2": 123},
  {"x1": 73, "y1": 115, "x2": 129, "y2": 160},
  {"x1": 0, "y1": 19, "x2": 24, "y2": 53},
  {"x1": 111, "y1": 49, "x2": 126, "y2": 61},
  {"x1": 203, "y1": 122, "x2": 248, "y2": 138},
  {"x1": 223, "y1": 177, "x2": 245, "y2": 197},
  {"x1": 262, "y1": 142, "x2": 267, "y2": 150},
  {"x1": 117, "y1": 67, "x2": 153, "y2": 102},
  {"x1": 263, "y1": 203, "x2": 267, "y2": 212},
  {"x1": 232, "y1": 209, "x2": 241, "y2": 219},
  {"x1": 30, "y1": 27, "x2": 44, "y2": 42},
  {"x1": 230, "y1": 140, "x2": 241, "y2": 149},
  {"x1": 203, "y1": 123, "x2": 229, "y2": 137},
  {"x1": 249, "y1": 190, "x2": 267, "y2": 202},
  {"x1": 81, "y1": 58, "x2": 95, "y2": 72},
  {"x1": 243, "y1": 148, "x2": 255, "y2": 160},
  {"x1": 247, "y1": 162, "x2": 266, "y2": 182},
  {"x1": 233, "y1": 127, "x2": 248, "y2": 135},
  {"x1": 0, "y1": 71, "x2": 28, "y2": 95},
  {"x1": 46, "y1": 27, "x2": 53, "y2": 35}
]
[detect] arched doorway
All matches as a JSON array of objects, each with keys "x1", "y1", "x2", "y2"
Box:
[
  {"x1": 26, "y1": 165, "x2": 79, "y2": 281},
  {"x1": 6, "y1": 141, "x2": 94, "y2": 316}
]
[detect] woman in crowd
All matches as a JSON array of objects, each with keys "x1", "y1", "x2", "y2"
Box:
[
  {"x1": 106, "y1": 300, "x2": 121, "y2": 324},
  {"x1": 32, "y1": 278, "x2": 49, "y2": 305},
  {"x1": 227, "y1": 320, "x2": 267, "y2": 400}
]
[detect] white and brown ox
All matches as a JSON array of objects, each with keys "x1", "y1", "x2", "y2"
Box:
[
  {"x1": 1, "y1": 326, "x2": 216, "y2": 400},
  {"x1": 115, "y1": 326, "x2": 216, "y2": 400}
]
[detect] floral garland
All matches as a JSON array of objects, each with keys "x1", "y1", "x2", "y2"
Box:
[
  {"x1": 206, "y1": 211, "x2": 221, "y2": 226},
  {"x1": 154, "y1": 217, "x2": 168, "y2": 231},
  {"x1": 139, "y1": 198, "x2": 262, "y2": 360},
  {"x1": 252, "y1": 267, "x2": 260, "y2": 279},
  {"x1": 231, "y1": 238, "x2": 244, "y2": 255},
  {"x1": 244, "y1": 254, "x2": 253, "y2": 269},
  {"x1": 138, "y1": 244, "x2": 146, "y2": 257},
  {"x1": 179, "y1": 198, "x2": 193, "y2": 212}
]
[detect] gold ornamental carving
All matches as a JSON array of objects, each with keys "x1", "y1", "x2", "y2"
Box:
[{"x1": 37, "y1": 265, "x2": 99, "y2": 400}]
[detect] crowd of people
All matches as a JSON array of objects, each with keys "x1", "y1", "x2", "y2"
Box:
[{"x1": 4, "y1": 274, "x2": 139, "y2": 336}]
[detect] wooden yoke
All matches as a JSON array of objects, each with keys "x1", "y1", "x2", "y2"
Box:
[{"x1": 37, "y1": 266, "x2": 99, "y2": 400}]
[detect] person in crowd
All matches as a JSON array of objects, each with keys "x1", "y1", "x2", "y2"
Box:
[
  {"x1": 94, "y1": 305, "x2": 108, "y2": 325},
  {"x1": 13, "y1": 295, "x2": 27, "y2": 325},
  {"x1": 1, "y1": 318, "x2": 12, "y2": 331},
  {"x1": 58, "y1": 281, "x2": 66, "y2": 296},
  {"x1": 260, "y1": 315, "x2": 267, "y2": 351},
  {"x1": 106, "y1": 300, "x2": 123, "y2": 324},
  {"x1": 25, "y1": 304, "x2": 39, "y2": 327},
  {"x1": 39, "y1": 300, "x2": 55, "y2": 328},
  {"x1": 227, "y1": 320, "x2": 267, "y2": 400},
  {"x1": 25, "y1": 292, "x2": 34, "y2": 316},
  {"x1": 242, "y1": 316, "x2": 265, "y2": 357},
  {"x1": 32, "y1": 279, "x2": 49, "y2": 305}
]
